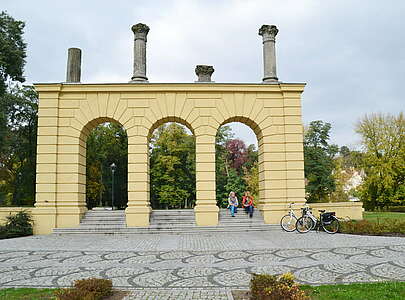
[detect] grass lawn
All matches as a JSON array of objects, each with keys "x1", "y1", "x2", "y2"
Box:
[
  {"x1": 302, "y1": 281, "x2": 405, "y2": 300},
  {"x1": 0, "y1": 288, "x2": 56, "y2": 299},
  {"x1": 364, "y1": 211, "x2": 405, "y2": 221}
]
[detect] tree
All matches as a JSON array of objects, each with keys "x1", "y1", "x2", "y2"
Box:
[
  {"x1": 328, "y1": 146, "x2": 365, "y2": 203},
  {"x1": 0, "y1": 11, "x2": 26, "y2": 154},
  {"x1": 215, "y1": 126, "x2": 259, "y2": 206},
  {"x1": 226, "y1": 139, "x2": 248, "y2": 173},
  {"x1": 0, "y1": 11, "x2": 26, "y2": 92},
  {"x1": 0, "y1": 11, "x2": 27, "y2": 158},
  {"x1": 243, "y1": 161, "x2": 259, "y2": 200},
  {"x1": 304, "y1": 121, "x2": 339, "y2": 202},
  {"x1": 223, "y1": 168, "x2": 246, "y2": 207},
  {"x1": 149, "y1": 123, "x2": 195, "y2": 209},
  {"x1": 0, "y1": 12, "x2": 29, "y2": 205},
  {"x1": 356, "y1": 113, "x2": 405, "y2": 210},
  {"x1": 339, "y1": 146, "x2": 363, "y2": 170},
  {"x1": 0, "y1": 85, "x2": 37, "y2": 206},
  {"x1": 215, "y1": 126, "x2": 234, "y2": 205}
]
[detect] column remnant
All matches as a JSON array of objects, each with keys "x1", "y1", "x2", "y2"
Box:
[
  {"x1": 258, "y1": 25, "x2": 279, "y2": 83},
  {"x1": 66, "y1": 48, "x2": 82, "y2": 83},
  {"x1": 131, "y1": 23, "x2": 150, "y2": 82},
  {"x1": 195, "y1": 65, "x2": 214, "y2": 82}
]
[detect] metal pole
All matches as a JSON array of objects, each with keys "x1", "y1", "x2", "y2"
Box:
[
  {"x1": 111, "y1": 169, "x2": 115, "y2": 210},
  {"x1": 99, "y1": 172, "x2": 103, "y2": 207}
]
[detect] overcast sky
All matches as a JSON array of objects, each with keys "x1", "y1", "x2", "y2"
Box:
[{"x1": 3, "y1": 0, "x2": 404, "y2": 149}]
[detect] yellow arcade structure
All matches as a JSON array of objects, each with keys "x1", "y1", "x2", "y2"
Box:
[{"x1": 0, "y1": 24, "x2": 363, "y2": 234}]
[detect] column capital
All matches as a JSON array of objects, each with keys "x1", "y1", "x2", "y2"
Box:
[
  {"x1": 259, "y1": 25, "x2": 278, "y2": 42},
  {"x1": 131, "y1": 23, "x2": 150, "y2": 40},
  {"x1": 195, "y1": 65, "x2": 214, "y2": 82}
]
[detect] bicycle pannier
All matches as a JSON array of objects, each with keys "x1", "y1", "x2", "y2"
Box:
[{"x1": 322, "y1": 212, "x2": 335, "y2": 224}]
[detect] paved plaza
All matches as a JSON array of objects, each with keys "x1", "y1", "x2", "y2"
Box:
[{"x1": 0, "y1": 231, "x2": 404, "y2": 299}]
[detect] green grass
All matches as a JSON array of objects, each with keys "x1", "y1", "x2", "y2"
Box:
[
  {"x1": 0, "y1": 288, "x2": 56, "y2": 300},
  {"x1": 302, "y1": 281, "x2": 405, "y2": 300},
  {"x1": 364, "y1": 211, "x2": 405, "y2": 221}
]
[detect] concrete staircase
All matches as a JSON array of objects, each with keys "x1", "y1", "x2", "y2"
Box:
[{"x1": 53, "y1": 208, "x2": 277, "y2": 235}]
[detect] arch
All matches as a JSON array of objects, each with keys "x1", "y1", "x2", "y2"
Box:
[
  {"x1": 79, "y1": 117, "x2": 126, "y2": 143},
  {"x1": 216, "y1": 116, "x2": 264, "y2": 210},
  {"x1": 148, "y1": 116, "x2": 194, "y2": 140},
  {"x1": 77, "y1": 117, "x2": 128, "y2": 210},
  {"x1": 147, "y1": 117, "x2": 196, "y2": 210},
  {"x1": 219, "y1": 116, "x2": 263, "y2": 140}
]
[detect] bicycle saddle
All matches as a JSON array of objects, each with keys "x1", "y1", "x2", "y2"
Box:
[{"x1": 318, "y1": 209, "x2": 326, "y2": 213}]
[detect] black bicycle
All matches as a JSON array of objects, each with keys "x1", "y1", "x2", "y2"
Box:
[{"x1": 296, "y1": 209, "x2": 339, "y2": 234}]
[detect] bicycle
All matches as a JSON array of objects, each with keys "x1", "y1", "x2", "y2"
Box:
[
  {"x1": 280, "y1": 203, "x2": 299, "y2": 232},
  {"x1": 296, "y1": 209, "x2": 339, "y2": 234}
]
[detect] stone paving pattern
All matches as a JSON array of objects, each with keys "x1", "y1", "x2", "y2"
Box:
[{"x1": 0, "y1": 232, "x2": 404, "y2": 299}]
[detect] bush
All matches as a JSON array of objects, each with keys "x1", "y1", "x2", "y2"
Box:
[
  {"x1": 55, "y1": 288, "x2": 97, "y2": 300},
  {"x1": 388, "y1": 206, "x2": 405, "y2": 213},
  {"x1": 0, "y1": 226, "x2": 7, "y2": 239},
  {"x1": 74, "y1": 278, "x2": 112, "y2": 298},
  {"x1": 0, "y1": 211, "x2": 33, "y2": 239},
  {"x1": 339, "y1": 219, "x2": 405, "y2": 235},
  {"x1": 55, "y1": 278, "x2": 112, "y2": 300},
  {"x1": 250, "y1": 273, "x2": 309, "y2": 300}
]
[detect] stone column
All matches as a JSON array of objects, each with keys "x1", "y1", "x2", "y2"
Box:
[
  {"x1": 259, "y1": 25, "x2": 278, "y2": 83},
  {"x1": 194, "y1": 133, "x2": 218, "y2": 226},
  {"x1": 66, "y1": 48, "x2": 81, "y2": 83},
  {"x1": 126, "y1": 135, "x2": 151, "y2": 226},
  {"x1": 32, "y1": 88, "x2": 60, "y2": 234},
  {"x1": 195, "y1": 65, "x2": 214, "y2": 82},
  {"x1": 131, "y1": 23, "x2": 150, "y2": 82}
]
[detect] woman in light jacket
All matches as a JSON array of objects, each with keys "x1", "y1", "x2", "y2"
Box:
[{"x1": 228, "y1": 191, "x2": 238, "y2": 217}]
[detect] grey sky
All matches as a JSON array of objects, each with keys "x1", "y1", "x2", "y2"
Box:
[{"x1": 3, "y1": 0, "x2": 404, "y2": 149}]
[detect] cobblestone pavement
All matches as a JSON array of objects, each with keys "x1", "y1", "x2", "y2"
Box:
[
  {"x1": 0, "y1": 232, "x2": 404, "y2": 299},
  {"x1": 124, "y1": 289, "x2": 232, "y2": 300}
]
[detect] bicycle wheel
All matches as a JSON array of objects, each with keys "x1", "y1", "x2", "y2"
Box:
[
  {"x1": 280, "y1": 215, "x2": 297, "y2": 232},
  {"x1": 322, "y1": 217, "x2": 339, "y2": 234},
  {"x1": 296, "y1": 216, "x2": 313, "y2": 233}
]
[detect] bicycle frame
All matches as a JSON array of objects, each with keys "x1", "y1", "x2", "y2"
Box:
[{"x1": 302, "y1": 204, "x2": 317, "y2": 229}]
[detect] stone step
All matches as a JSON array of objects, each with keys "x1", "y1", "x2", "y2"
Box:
[
  {"x1": 53, "y1": 224, "x2": 278, "y2": 235},
  {"x1": 150, "y1": 218, "x2": 196, "y2": 222},
  {"x1": 82, "y1": 217, "x2": 126, "y2": 221},
  {"x1": 53, "y1": 208, "x2": 270, "y2": 235},
  {"x1": 151, "y1": 222, "x2": 195, "y2": 226},
  {"x1": 152, "y1": 210, "x2": 194, "y2": 212},
  {"x1": 151, "y1": 213, "x2": 194, "y2": 216},
  {"x1": 77, "y1": 223, "x2": 270, "y2": 230},
  {"x1": 80, "y1": 222, "x2": 127, "y2": 225},
  {"x1": 85, "y1": 212, "x2": 125, "y2": 217}
]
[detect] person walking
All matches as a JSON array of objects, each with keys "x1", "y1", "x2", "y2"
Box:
[
  {"x1": 228, "y1": 191, "x2": 238, "y2": 217},
  {"x1": 242, "y1": 191, "x2": 254, "y2": 218}
]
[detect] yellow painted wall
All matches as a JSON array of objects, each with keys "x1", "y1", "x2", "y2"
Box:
[
  {"x1": 30, "y1": 82, "x2": 358, "y2": 234},
  {"x1": 309, "y1": 202, "x2": 363, "y2": 220}
]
